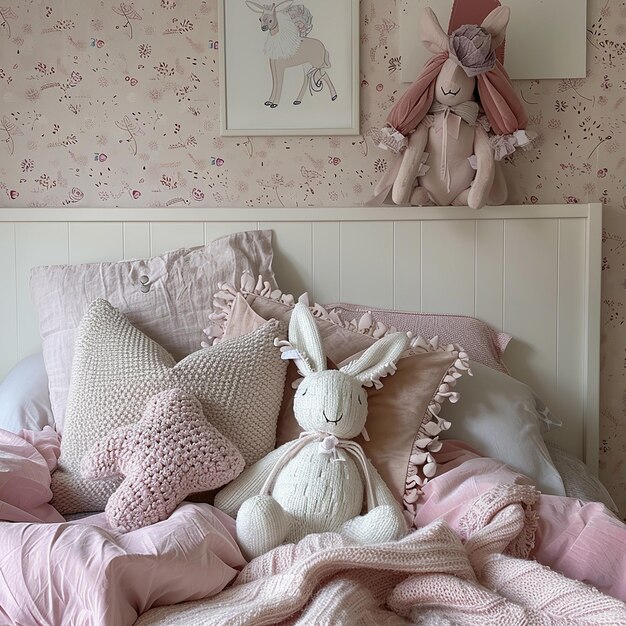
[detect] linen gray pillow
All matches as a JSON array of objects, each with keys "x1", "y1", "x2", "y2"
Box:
[{"x1": 30, "y1": 229, "x2": 277, "y2": 433}]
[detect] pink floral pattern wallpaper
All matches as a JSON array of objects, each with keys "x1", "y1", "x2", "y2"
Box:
[{"x1": 0, "y1": 0, "x2": 624, "y2": 515}]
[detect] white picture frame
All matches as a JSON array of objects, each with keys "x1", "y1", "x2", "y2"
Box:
[
  {"x1": 400, "y1": 0, "x2": 587, "y2": 83},
  {"x1": 219, "y1": 0, "x2": 360, "y2": 136}
]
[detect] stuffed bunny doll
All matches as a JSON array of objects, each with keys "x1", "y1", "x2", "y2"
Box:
[
  {"x1": 371, "y1": 6, "x2": 533, "y2": 209},
  {"x1": 214, "y1": 302, "x2": 409, "y2": 559}
]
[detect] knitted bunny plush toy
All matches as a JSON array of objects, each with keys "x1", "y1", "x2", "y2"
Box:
[{"x1": 214, "y1": 302, "x2": 409, "y2": 559}]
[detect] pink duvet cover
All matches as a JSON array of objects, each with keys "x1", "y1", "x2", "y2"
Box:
[
  {"x1": 1, "y1": 430, "x2": 624, "y2": 625},
  {"x1": 0, "y1": 428, "x2": 246, "y2": 625},
  {"x1": 0, "y1": 503, "x2": 246, "y2": 625},
  {"x1": 0, "y1": 427, "x2": 64, "y2": 523},
  {"x1": 415, "y1": 441, "x2": 626, "y2": 602}
]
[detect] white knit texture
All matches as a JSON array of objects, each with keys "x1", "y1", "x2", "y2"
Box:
[
  {"x1": 52, "y1": 299, "x2": 287, "y2": 515},
  {"x1": 216, "y1": 302, "x2": 409, "y2": 559}
]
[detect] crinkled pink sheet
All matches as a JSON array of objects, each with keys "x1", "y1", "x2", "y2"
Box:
[
  {"x1": 0, "y1": 426, "x2": 64, "y2": 523},
  {"x1": 0, "y1": 427, "x2": 246, "y2": 626},
  {"x1": 0, "y1": 503, "x2": 245, "y2": 626},
  {"x1": 1, "y1": 429, "x2": 624, "y2": 624}
]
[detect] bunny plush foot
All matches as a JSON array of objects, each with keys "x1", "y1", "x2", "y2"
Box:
[
  {"x1": 409, "y1": 186, "x2": 433, "y2": 207},
  {"x1": 452, "y1": 188, "x2": 471, "y2": 206},
  {"x1": 341, "y1": 505, "x2": 408, "y2": 545},
  {"x1": 236, "y1": 495, "x2": 291, "y2": 560}
]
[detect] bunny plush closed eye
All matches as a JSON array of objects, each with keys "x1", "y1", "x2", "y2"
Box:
[{"x1": 214, "y1": 302, "x2": 409, "y2": 559}]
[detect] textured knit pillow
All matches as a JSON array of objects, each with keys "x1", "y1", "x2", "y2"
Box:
[
  {"x1": 325, "y1": 303, "x2": 510, "y2": 374},
  {"x1": 82, "y1": 388, "x2": 245, "y2": 531},
  {"x1": 51, "y1": 299, "x2": 287, "y2": 515},
  {"x1": 30, "y1": 229, "x2": 277, "y2": 433},
  {"x1": 208, "y1": 285, "x2": 471, "y2": 520}
]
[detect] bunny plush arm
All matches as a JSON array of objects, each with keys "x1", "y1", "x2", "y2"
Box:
[
  {"x1": 467, "y1": 125, "x2": 495, "y2": 209},
  {"x1": 390, "y1": 123, "x2": 429, "y2": 206},
  {"x1": 453, "y1": 124, "x2": 495, "y2": 209},
  {"x1": 213, "y1": 442, "x2": 294, "y2": 518},
  {"x1": 341, "y1": 456, "x2": 407, "y2": 544}
]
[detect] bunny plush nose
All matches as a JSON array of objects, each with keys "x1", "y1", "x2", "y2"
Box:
[{"x1": 323, "y1": 409, "x2": 343, "y2": 425}]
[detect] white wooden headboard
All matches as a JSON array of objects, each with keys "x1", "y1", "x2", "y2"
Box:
[{"x1": 0, "y1": 204, "x2": 602, "y2": 471}]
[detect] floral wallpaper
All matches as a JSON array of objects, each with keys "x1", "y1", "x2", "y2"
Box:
[{"x1": 0, "y1": 0, "x2": 624, "y2": 516}]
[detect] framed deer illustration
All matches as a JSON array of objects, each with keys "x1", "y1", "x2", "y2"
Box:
[{"x1": 219, "y1": 0, "x2": 359, "y2": 136}]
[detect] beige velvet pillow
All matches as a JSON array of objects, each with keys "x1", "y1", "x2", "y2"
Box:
[
  {"x1": 30, "y1": 229, "x2": 277, "y2": 433},
  {"x1": 218, "y1": 291, "x2": 469, "y2": 514},
  {"x1": 51, "y1": 299, "x2": 287, "y2": 515}
]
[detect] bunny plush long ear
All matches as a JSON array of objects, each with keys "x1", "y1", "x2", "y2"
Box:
[
  {"x1": 287, "y1": 302, "x2": 326, "y2": 376},
  {"x1": 420, "y1": 7, "x2": 450, "y2": 54},
  {"x1": 481, "y1": 6, "x2": 510, "y2": 51},
  {"x1": 340, "y1": 332, "x2": 408, "y2": 388}
]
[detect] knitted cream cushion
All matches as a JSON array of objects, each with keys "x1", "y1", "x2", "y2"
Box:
[
  {"x1": 82, "y1": 388, "x2": 245, "y2": 531},
  {"x1": 51, "y1": 299, "x2": 287, "y2": 515}
]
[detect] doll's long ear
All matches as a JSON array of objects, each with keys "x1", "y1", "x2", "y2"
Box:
[
  {"x1": 288, "y1": 302, "x2": 326, "y2": 375},
  {"x1": 481, "y1": 6, "x2": 510, "y2": 51},
  {"x1": 420, "y1": 7, "x2": 450, "y2": 55},
  {"x1": 340, "y1": 332, "x2": 408, "y2": 387}
]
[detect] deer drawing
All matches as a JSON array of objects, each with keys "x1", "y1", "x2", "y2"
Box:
[{"x1": 245, "y1": 0, "x2": 338, "y2": 108}]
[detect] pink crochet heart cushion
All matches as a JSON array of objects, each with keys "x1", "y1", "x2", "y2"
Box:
[{"x1": 81, "y1": 388, "x2": 245, "y2": 532}]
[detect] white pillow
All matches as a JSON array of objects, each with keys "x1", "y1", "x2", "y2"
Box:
[
  {"x1": 440, "y1": 361, "x2": 566, "y2": 496},
  {"x1": 0, "y1": 353, "x2": 54, "y2": 433}
]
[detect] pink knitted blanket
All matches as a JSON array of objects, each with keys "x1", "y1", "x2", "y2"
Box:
[{"x1": 136, "y1": 484, "x2": 626, "y2": 625}]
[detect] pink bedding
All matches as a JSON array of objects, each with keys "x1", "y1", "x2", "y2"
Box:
[
  {"x1": 135, "y1": 506, "x2": 626, "y2": 625},
  {"x1": 0, "y1": 427, "x2": 246, "y2": 625},
  {"x1": 0, "y1": 427, "x2": 64, "y2": 523},
  {"x1": 0, "y1": 430, "x2": 624, "y2": 625},
  {"x1": 0, "y1": 504, "x2": 246, "y2": 625},
  {"x1": 415, "y1": 441, "x2": 626, "y2": 602}
]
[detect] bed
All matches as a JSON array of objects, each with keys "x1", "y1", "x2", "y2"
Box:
[
  {"x1": 0, "y1": 203, "x2": 601, "y2": 467},
  {"x1": 2, "y1": 202, "x2": 625, "y2": 625}
]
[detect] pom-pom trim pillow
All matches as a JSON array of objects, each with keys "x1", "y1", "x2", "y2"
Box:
[{"x1": 207, "y1": 277, "x2": 471, "y2": 523}]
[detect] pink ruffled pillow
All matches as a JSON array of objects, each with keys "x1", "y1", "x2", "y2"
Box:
[
  {"x1": 82, "y1": 388, "x2": 245, "y2": 532},
  {"x1": 325, "y1": 303, "x2": 510, "y2": 374}
]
